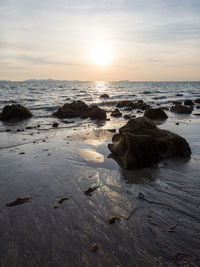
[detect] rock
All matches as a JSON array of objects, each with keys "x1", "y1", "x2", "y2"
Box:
[
  {"x1": 107, "y1": 129, "x2": 116, "y2": 133},
  {"x1": 160, "y1": 106, "x2": 169, "y2": 111},
  {"x1": 53, "y1": 100, "x2": 89, "y2": 119},
  {"x1": 116, "y1": 100, "x2": 149, "y2": 110},
  {"x1": 144, "y1": 108, "x2": 168, "y2": 120},
  {"x1": 53, "y1": 101, "x2": 106, "y2": 120},
  {"x1": 108, "y1": 117, "x2": 191, "y2": 169},
  {"x1": 195, "y1": 98, "x2": 200, "y2": 104},
  {"x1": 124, "y1": 107, "x2": 132, "y2": 111},
  {"x1": 176, "y1": 94, "x2": 183, "y2": 96},
  {"x1": 100, "y1": 94, "x2": 109, "y2": 98},
  {"x1": 52, "y1": 122, "x2": 59, "y2": 128},
  {"x1": 111, "y1": 108, "x2": 122, "y2": 117},
  {"x1": 6, "y1": 197, "x2": 31, "y2": 206},
  {"x1": 132, "y1": 100, "x2": 149, "y2": 110},
  {"x1": 171, "y1": 105, "x2": 192, "y2": 114},
  {"x1": 171, "y1": 101, "x2": 182, "y2": 105},
  {"x1": 116, "y1": 100, "x2": 133, "y2": 108},
  {"x1": 123, "y1": 114, "x2": 131, "y2": 120},
  {"x1": 89, "y1": 105, "x2": 107, "y2": 120},
  {"x1": 0, "y1": 104, "x2": 32, "y2": 122},
  {"x1": 184, "y1": 99, "x2": 194, "y2": 106}
]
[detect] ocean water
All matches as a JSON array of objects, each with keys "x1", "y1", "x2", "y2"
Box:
[
  {"x1": 0, "y1": 80, "x2": 200, "y2": 132},
  {"x1": 0, "y1": 80, "x2": 200, "y2": 266}
]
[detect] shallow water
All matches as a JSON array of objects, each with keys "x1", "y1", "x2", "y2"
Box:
[{"x1": 0, "y1": 81, "x2": 200, "y2": 266}]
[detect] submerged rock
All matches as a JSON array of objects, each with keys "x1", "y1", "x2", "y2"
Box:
[
  {"x1": 171, "y1": 105, "x2": 193, "y2": 114},
  {"x1": 144, "y1": 108, "x2": 168, "y2": 120},
  {"x1": 0, "y1": 104, "x2": 32, "y2": 122},
  {"x1": 116, "y1": 100, "x2": 133, "y2": 108},
  {"x1": 53, "y1": 100, "x2": 106, "y2": 120},
  {"x1": 108, "y1": 117, "x2": 191, "y2": 169}
]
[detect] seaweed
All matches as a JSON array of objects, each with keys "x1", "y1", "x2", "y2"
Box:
[
  {"x1": 107, "y1": 216, "x2": 120, "y2": 224},
  {"x1": 58, "y1": 196, "x2": 70, "y2": 204},
  {"x1": 6, "y1": 197, "x2": 31, "y2": 207},
  {"x1": 84, "y1": 184, "x2": 100, "y2": 196}
]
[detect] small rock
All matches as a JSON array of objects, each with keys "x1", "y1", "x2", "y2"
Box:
[
  {"x1": 52, "y1": 122, "x2": 59, "y2": 128},
  {"x1": 111, "y1": 109, "x2": 122, "y2": 117},
  {"x1": 100, "y1": 94, "x2": 109, "y2": 98},
  {"x1": 176, "y1": 94, "x2": 183, "y2": 96},
  {"x1": 184, "y1": 99, "x2": 194, "y2": 106},
  {"x1": 19, "y1": 152, "x2": 25, "y2": 155},
  {"x1": 195, "y1": 98, "x2": 200, "y2": 104},
  {"x1": 171, "y1": 105, "x2": 192, "y2": 114},
  {"x1": 175, "y1": 122, "x2": 179, "y2": 125},
  {"x1": 123, "y1": 114, "x2": 131, "y2": 120},
  {"x1": 107, "y1": 129, "x2": 116, "y2": 133}
]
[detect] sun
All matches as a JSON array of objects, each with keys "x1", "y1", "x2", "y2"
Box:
[{"x1": 91, "y1": 43, "x2": 113, "y2": 66}]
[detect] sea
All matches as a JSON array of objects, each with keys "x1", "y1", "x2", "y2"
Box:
[{"x1": 0, "y1": 80, "x2": 200, "y2": 132}]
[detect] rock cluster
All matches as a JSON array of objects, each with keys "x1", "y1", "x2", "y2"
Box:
[
  {"x1": 108, "y1": 117, "x2": 191, "y2": 169},
  {"x1": 53, "y1": 100, "x2": 107, "y2": 120}
]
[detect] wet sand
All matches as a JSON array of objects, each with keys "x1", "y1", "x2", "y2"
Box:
[{"x1": 0, "y1": 118, "x2": 200, "y2": 267}]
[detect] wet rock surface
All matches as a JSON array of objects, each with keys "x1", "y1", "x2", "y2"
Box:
[
  {"x1": 108, "y1": 117, "x2": 191, "y2": 169},
  {"x1": 0, "y1": 104, "x2": 32, "y2": 122}
]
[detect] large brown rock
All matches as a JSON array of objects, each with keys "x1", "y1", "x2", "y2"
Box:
[
  {"x1": 144, "y1": 108, "x2": 168, "y2": 120},
  {"x1": 171, "y1": 105, "x2": 192, "y2": 114},
  {"x1": 53, "y1": 100, "x2": 106, "y2": 120},
  {"x1": 53, "y1": 100, "x2": 89, "y2": 118},
  {"x1": 0, "y1": 104, "x2": 32, "y2": 122},
  {"x1": 108, "y1": 117, "x2": 191, "y2": 169},
  {"x1": 89, "y1": 105, "x2": 107, "y2": 120}
]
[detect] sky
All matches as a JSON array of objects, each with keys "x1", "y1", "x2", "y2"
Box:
[{"x1": 0, "y1": 0, "x2": 200, "y2": 81}]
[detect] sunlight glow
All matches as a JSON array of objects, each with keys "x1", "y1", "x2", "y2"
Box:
[{"x1": 91, "y1": 43, "x2": 113, "y2": 66}]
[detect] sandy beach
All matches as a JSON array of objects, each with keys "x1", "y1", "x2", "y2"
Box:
[{"x1": 0, "y1": 95, "x2": 200, "y2": 266}]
